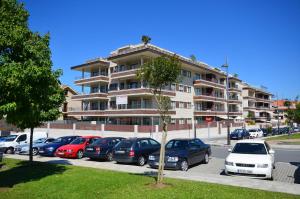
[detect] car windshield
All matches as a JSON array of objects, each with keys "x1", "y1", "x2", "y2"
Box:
[
  {"x1": 232, "y1": 129, "x2": 243, "y2": 134},
  {"x1": 33, "y1": 138, "x2": 46, "y2": 144},
  {"x1": 166, "y1": 140, "x2": 188, "y2": 149},
  {"x1": 4, "y1": 135, "x2": 18, "y2": 142},
  {"x1": 232, "y1": 143, "x2": 267, "y2": 155},
  {"x1": 52, "y1": 137, "x2": 64, "y2": 143},
  {"x1": 70, "y1": 137, "x2": 86, "y2": 145}
]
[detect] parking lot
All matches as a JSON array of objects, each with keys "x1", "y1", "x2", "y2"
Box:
[{"x1": 4, "y1": 153, "x2": 299, "y2": 184}]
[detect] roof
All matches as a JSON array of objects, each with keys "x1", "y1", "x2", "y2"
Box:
[
  {"x1": 61, "y1": 85, "x2": 78, "y2": 95},
  {"x1": 108, "y1": 43, "x2": 229, "y2": 77},
  {"x1": 242, "y1": 82, "x2": 273, "y2": 95},
  {"x1": 70, "y1": 59, "x2": 110, "y2": 70}
]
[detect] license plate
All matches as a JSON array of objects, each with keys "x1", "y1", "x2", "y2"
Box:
[
  {"x1": 115, "y1": 150, "x2": 125, "y2": 154},
  {"x1": 86, "y1": 148, "x2": 93, "y2": 151},
  {"x1": 57, "y1": 152, "x2": 64, "y2": 155},
  {"x1": 39, "y1": 150, "x2": 44, "y2": 153},
  {"x1": 154, "y1": 162, "x2": 159, "y2": 166},
  {"x1": 237, "y1": 169, "x2": 252, "y2": 174}
]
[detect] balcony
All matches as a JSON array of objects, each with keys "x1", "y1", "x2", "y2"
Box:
[
  {"x1": 228, "y1": 97, "x2": 242, "y2": 104},
  {"x1": 256, "y1": 106, "x2": 271, "y2": 110},
  {"x1": 228, "y1": 85, "x2": 242, "y2": 92},
  {"x1": 194, "y1": 108, "x2": 226, "y2": 116},
  {"x1": 193, "y1": 79, "x2": 225, "y2": 89},
  {"x1": 193, "y1": 94, "x2": 225, "y2": 102},
  {"x1": 111, "y1": 69, "x2": 138, "y2": 79},
  {"x1": 72, "y1": 93, "x2": 108, "y2": 100},
  {"x1": 108, "y1": 88, "x2": 175, "y2": 97},
  {"x1": 74, "y1": 75, "x2": 109, "y2": 85}
]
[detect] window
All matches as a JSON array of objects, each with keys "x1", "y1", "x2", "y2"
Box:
[
  {"x1": 194, "y1": 73, "x2": 201, "y2": 80},
  {"x1": 17, "y1": 134, "x2": 27, "y2": 142},
  {"x1": 109, "y1": 83, "x2": 118, "y2": 91},
  {"x1": 181, "y1": 69, "x2": 191, "y2": 78},
  {"x1": 179, "y1": 102, "x2": 184, "y2": 108},
  {"x1": 187, "y1": 102, "x2": 192, "y2": 109},
  {"x1": 139, "y1": 139, "x2": 149, "y2": 148},
  {"x1": 149, "y1": 139, "x2": 159, "y2": 146},
  {"x1": 187, "y1": 86, "x2": 191, "y2": 93},
  {"x1": 232, "y1": 143, "x2": 267, "y2": 155},
  {"x1": 179, "y1": 119, "x2": 184, "y2": 124},
  {"x1": 179, "y1": 85, "x2": 184, "y2": 92},
  {"x1": 171, "y1": 84, "x2": 176, "y2": 91},
  {"x1": 171, "y1": 118, "x2": 176, "y2": 124},
  {"x1": 91, "y1": 86, "x2": 99, "y2": 93},
  {"x1": 195, "y1": 88, "x2": 201, "y2": 96},
  {"x1": 171, "y1": 101, "x2": 176, "y2": 109},
  {"x1": 64, "y1": 90, "x2": 68, "y2": 96}
]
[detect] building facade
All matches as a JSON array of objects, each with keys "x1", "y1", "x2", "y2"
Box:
[
  {"x1": 241, "y1": 84, "x2": 273, "y2": 122},
  {"x1": 68, "y1": 43, "x2": 271, "y2": 125}
]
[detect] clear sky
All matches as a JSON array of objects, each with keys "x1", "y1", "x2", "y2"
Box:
[{"x1": 21, "y1": 0, "x2": 300, "y2": 99}]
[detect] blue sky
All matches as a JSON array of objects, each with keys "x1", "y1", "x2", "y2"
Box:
[{"x1": 22, "y1": 0, "x2": 300, "y2": 99}]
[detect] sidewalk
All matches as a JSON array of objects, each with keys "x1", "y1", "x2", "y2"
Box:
[{"x1": 4, "y1": 154, "x2": 300, "y2": 195}]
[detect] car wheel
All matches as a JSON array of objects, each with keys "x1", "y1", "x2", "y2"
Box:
[
  {"x1": 180, "y1": 160, "x2": 188, "y2": 171},
  {"x1": 137, "y1": 156, "x2": 146, "y2": 166},
  {"x1": 32, "y1": 148, "x2": 38, "y2": 156},
  {"x1": 77, "y1": 150, "x2": 84, "y2": 159},
  {"x1": 6, "y1": 147, "x2": 14, "y2": 154},
  {"x1": 106, "y1": 152, "x2": 113, "y2": 161},
  {"x1": 203, "y1": 153, "x2": 209, "y2": 164}
]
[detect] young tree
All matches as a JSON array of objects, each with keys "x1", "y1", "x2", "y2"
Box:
[
  {"x1": 137, "y1": 55, "x2": 181, "y2": 184},
  {"x1": 141, "y1": 35, "x2": 151, "y2": 45},
  {"x1": 0, "y1": 0, "x2": 65, "y2": 162},
  {"x1": 284, "y1": 100, "x2": 291, "y2": 109}
]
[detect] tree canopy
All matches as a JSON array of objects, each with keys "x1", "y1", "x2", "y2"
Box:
[
  {"x1": 141, "y1": 35, "x2": 151, "y2": 45},
  {"x1": 0, "y1": 0, "x2": 65, "y2": 161}
]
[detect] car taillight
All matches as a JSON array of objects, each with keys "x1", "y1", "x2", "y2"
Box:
[
  {"x1": 95, "y1": 147, "x2": 101, "y2": 153},
  {"x1": 129, "y1": 150, "x2": 135, "y2": 157}
]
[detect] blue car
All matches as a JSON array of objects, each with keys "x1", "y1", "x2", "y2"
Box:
[
  {"x1": 39, "y1": 136, "x2": 79, "y2": 156},
  {"x1": 15, "y1": 137, "x2": 55, "y2": 155},
  {"x1": 230, "y1": 129, "x2": 250, "y2": 140}
]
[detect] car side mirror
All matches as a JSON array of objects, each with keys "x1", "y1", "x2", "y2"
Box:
[
  {"x1": 269, "y1": 149, "x2": 275, "y2": 154},
  {"x1": 228, "y1": 148, "x2": 232, "y2": 152}
]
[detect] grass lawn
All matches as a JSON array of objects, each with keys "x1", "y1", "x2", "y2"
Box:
[
  {"x1": 0, "y1": 158, "x2": 299, "y2": 199},
  {"x1": 266, "y1": 133, "x2": 300, "y2": 141}
]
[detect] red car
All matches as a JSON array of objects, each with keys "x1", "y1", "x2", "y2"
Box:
[{"x1": 55, "y1": 136, "x2": 101, "y2": 159}]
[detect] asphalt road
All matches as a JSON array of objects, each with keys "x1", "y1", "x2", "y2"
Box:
[{"x1": 211, "y1": 146, "x2": 300, "y2": 163}]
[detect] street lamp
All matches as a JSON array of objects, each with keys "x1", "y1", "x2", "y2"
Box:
[{"x1": 222, "y1": 59, "x2": 231, "y2": 145}]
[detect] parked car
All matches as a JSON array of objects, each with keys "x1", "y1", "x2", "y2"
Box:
[
  {"x1": 84, "y1": 137, "x2": 124, "y2": 161},
  {"x1": 224, "y1": 140, "x2": 275, "y2": 179},
  {"x1": 15, "y1": 137, "x2": 55, "y2": 155},
  {"x1": 148, "y1": 138, "x2": 211, "y2": 171},
  {"x1": 248, "y1": 129, "x2": 263, "y2": 138},
  {"x1": 113, "y1": 138, "x2": 160, "y2": 166},
  {"x1": 39, "y1": 136, "x2": 79, "y2": 156},
  {"x1": 292, "y1": 126, "x2": 299, "y2": 133},
  {"x1": 0, "y1": 131, "x2": 47, "y2": 154},
  {"x1": 230, "y1": 129, "x2": 250, "y2": 140},
  {"x1": 55, "y1": 136, "x2": 100, "y2": 159}
]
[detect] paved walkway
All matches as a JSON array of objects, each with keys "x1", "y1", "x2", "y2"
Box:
[{"x1": 4, "y1": 154, "x2": 300, "y2": 195}]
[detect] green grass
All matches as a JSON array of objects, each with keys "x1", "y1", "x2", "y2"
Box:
[
  {"x1": 0, "y1": 158, "x2": 299, "y2": 199},
  {"x1": 266, "y1": 133, "x2": 300, "y2": 141}
]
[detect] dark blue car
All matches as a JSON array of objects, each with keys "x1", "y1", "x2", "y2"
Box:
[
  {"x1": 84, "y1": 137, "x2": 124, "y2": 161},
  {"x1": 148, "y1": 138, "x2": 211, "y2": 171},
  {"x1": 39, "y1": 136, "x2": 79, "y2": 156},
  {"x1": 230, "y1": 129, "x2": 250, "y2": 140}
]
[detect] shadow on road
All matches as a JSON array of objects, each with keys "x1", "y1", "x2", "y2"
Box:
[
  {"x1": 0, "y1": 161, "x2": 67, "y2": 188},
  {"x1": 290, "y1": 162, "x2": 300, "y2": 184}
]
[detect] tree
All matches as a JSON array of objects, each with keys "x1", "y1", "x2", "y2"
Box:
[
  {"x1": 190, "y1": 54, "x2": 196, "y2": 62},
  {"x1": 0, "y1": 0, "x2": 65, "y2": 162},
  {"x1": 247, "y1": 112, "x2": 254, "y2": 119},
  {"x1": 233, "y1": 73, "x2": 238, "y2": 78},
  {"x1": 137, "y1": 55, "x2": 181, "y2": 184},
  {"x1": 141, "y1": 35, "x2": 151, "y2": 45},
  {"x1": 284, "y1": 100, "x2": 291, "y2": 109}
]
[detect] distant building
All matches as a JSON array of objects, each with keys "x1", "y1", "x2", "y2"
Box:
[
  {"x1": 59, "y1": 85, "x2": 81, "y2": 120},
  {"x1": 272, "y1": 100, "x2": 297, "y2": 121}
]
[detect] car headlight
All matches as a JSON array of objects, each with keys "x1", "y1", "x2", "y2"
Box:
[
  {"x1": 148, "y1": 155, "x2": 155, "y2": 161},
  {"x1": 225, "y1": 160, "x2": 234, "y2": 166},
  {"x1": 47, "y1": 147, "x2": 54, "y2": 151},
  {"x1": 66, "y1": 149, "x2": 73, "y2": 153},
  {"x1": 257, "y1": 164, "x2": 269, "y2": 168},
  {"x1": 167, "y1": 156, "x2": 179, "y2": 162}
]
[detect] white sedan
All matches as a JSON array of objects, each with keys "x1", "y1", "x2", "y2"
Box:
[
  {"x1": 224, "y1": 140, "x2": 275, "y2": 179},
  {"x1": 248, "y1": 128, "x2": 263, "y2": 138}
]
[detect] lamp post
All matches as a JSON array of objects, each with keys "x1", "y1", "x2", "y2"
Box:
[{"x1": 222, "y1": 59, "x2": 231, "y2": 145}]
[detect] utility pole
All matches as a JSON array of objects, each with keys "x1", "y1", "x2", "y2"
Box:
[
  {"x1": 277, "y1": 93, "x2": 280, "y2": 134},
  {"x1": 222, "y1": 58, "x2": 230, "y2": 145}
]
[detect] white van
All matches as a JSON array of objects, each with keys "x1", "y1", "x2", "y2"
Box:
[{"x1": 0, "y1": 131, "x2": 47, "y2": 154}]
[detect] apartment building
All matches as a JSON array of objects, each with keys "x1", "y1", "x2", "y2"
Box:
[
  {"x1": 242, "y1": 83, "x2": 273, "y2": 122},
  {"x1": 68, "y1": 43, "x2": 245, "y2": 125},
  {"x1": 59, "y1": 85, "x2": 81, "y2": 120}
]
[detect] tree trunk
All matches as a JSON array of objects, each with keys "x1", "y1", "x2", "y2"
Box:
[
  {"x1": 157, "y1": 122, "x2": 167, "y2": 184},
  {"x1": 29, "y1": 127, "x2": 34, "y2": 162}
]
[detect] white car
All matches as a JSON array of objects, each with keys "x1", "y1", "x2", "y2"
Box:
[
  {"x1": 248, "y1": 128, "x2": 263, "y2": 138},
  {"x1": 224, "y1": 140, "x2": 275, "y2": 179}
]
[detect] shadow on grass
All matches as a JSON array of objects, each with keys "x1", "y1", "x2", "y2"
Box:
[
  {"x1": 290, "y1": 162, "x2": 300, "y2": 184},
  {"x1": 0, "y1": 160, "x2": 67, "y2": 188}
]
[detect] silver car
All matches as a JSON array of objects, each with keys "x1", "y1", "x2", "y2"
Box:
[{"x1": 15, "y1": 137, "x2": 55, "y2": 155}]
